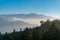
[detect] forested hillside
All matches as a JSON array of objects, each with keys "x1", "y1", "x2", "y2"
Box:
[{"x1": 0, "y1": 20, "x2": 60, "y2": 40}]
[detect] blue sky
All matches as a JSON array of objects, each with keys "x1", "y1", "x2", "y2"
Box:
[{"x1": 0, "y1": 0, "x2": 60, "y2": 18}]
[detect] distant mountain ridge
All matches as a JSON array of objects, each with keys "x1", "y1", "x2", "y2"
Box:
[
  {"x1": 0, "y1": 13, "x2": 54, "y2": 19},
  {"x1": 0, "y1": 13, "x2": 55, "y2": 33}
]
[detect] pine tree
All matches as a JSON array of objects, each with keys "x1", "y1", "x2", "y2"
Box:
[
  {"x1": 45, "y1": 21, "x2": 58, "y2": 40},
  {"x1": 24, "y1": 27, "x2": 32, "y2": 40},
  {"x1": 11, "y1": 29, "x2": 16, "y2": 40},
  {"x1": 32, "y1": 27, "x2": 42, "y2": 40}
]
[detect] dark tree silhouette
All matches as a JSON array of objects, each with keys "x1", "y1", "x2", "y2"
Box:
[{"x1": 23, "y1": 27, "x2": 32, "y2": 40}]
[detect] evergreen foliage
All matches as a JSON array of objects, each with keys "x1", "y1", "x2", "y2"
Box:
[{"x1": 0, "y1": 20, "x2": 60, "y2": 40}]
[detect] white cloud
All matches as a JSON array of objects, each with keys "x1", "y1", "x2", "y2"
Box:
[{"x1": 12, "y1": 17, "x2": 48, "y2": 25}]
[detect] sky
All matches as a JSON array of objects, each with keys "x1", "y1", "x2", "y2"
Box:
[{"x1": 0, "y1": 0, "x2": 60, "y2": 18}]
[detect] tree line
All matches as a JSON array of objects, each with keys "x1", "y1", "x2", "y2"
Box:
[{"x1": 0, "y1": 20, "x2": 60, "y2": 40}]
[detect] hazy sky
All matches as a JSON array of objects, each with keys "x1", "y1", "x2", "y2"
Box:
[{"x1": 0, "y1": 0, "x2": 60, "y2": 18}]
